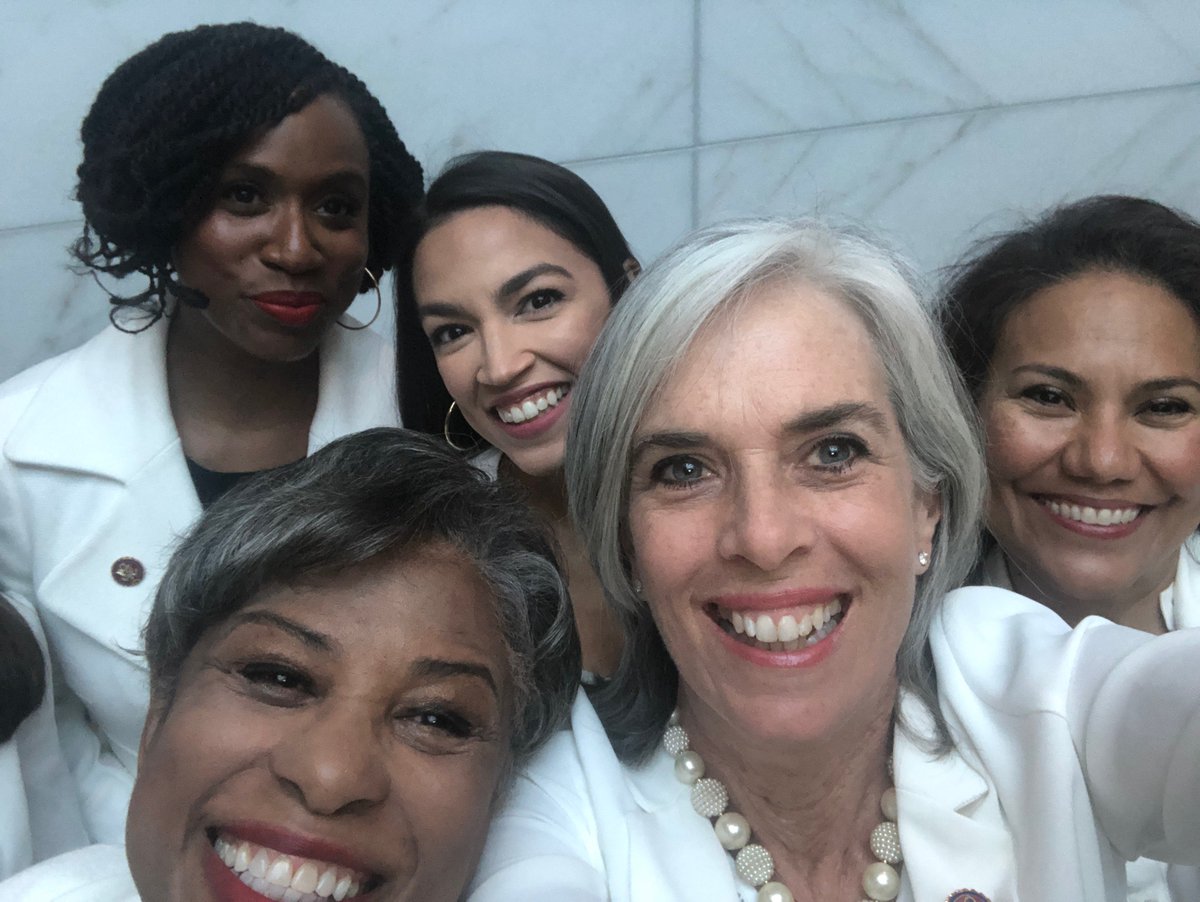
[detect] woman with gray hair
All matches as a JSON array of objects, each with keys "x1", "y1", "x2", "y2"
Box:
[
  {"x1": 2, "y1": 427, "x2": 580, "y2": 901},
  {"x1": 468, "y1": 219, "x2": 1200, "y2": 901}
]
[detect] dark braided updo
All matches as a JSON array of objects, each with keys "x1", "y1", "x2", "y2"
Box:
[{"x1": 74, "y1": 22, "x2": 424, "y2": 325}]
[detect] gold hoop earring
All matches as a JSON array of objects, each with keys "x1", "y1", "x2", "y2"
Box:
[
  {"x1": 337, "y1": 269, "x2": 382, "y2": 330},
  {"x1": 442, "y1": 400, "x2": 475, "y2": 452}
]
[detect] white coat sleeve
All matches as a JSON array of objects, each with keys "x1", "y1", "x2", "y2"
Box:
[{"x1": 1067, "y1": 622, "x2": 1200, "y2": 864}]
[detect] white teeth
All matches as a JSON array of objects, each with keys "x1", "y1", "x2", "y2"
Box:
[
  {"x1": 212, "y1": 835, "x2": 369, "y2": 901},
  {"x1": 267, "y1": 858, "x2": 294, "y2": 887},
  {"x1": 496, "y1": 387, "x2": 566, "y2": 424},
  {"x1": 316, "y1": 868, "x2": 339, "y2": 897},
  {"x1": 1045, "y1": 499, "x2": 1139, "y2": 525},
  {"x1": 777, "y1": 614, "x2": 799, "y2": 642},
  {"x1": 722, "y1": 599, "x2": 844, "y2": 651},
  {"x1": 250, "y1": 850, "x2": 270, "y2": 879},
  {"x1": 754, "y1": 614, "x2": 777, "y2": 642},
  {"x1": 293, "y1": 863, "x2": 320, "y2": 894}
]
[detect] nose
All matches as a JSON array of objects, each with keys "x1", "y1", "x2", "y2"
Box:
[
  {"x1": 716, "y1": 465, "x2": 815, "y2": 572},
  {"x1": 1061, "y1": 410, "x2": 1140, "y2": 483},
  {"x1": 477, "y1": 324, "x2": 534, "y2": 388},
  {"x1": 269, "y1": 702, "x2": 391, "y2": 816},
  {"x1": 261, "y1": 203, "x2": 323, "y2": 273}
]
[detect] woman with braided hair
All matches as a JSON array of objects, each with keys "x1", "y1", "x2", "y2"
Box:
[{"x1": 0, "y1": 22, "x2": 424, "y2": 851}]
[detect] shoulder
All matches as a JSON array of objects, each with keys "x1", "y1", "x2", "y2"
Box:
[{"x1": 0, "y1": 844, "x2": 136, "y2": 901}]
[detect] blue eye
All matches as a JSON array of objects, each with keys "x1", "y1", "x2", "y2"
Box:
[
  {"x1": 810, "y1": 435, "x2": 867, "y2": 472},
  {"x1": 649, "y1": 455, "x2": 708, "y2": 487}
]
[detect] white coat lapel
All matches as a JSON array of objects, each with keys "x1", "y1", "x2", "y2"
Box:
[
  {"x1": 307, "y1": 326, "x2": 398, "y2": 450},
  {"x1": 894, "y1": 696, "x2": 1016, "y2": 902},
  {"x1": 5, "y1": 320, "x2": 178, "y2": 482}
]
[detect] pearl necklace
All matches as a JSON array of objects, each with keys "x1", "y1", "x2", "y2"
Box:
[{"x1": 663, "y1": 712, "x2": 903, "y2": 902}]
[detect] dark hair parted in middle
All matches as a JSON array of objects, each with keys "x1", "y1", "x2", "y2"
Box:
[
  {"x1": 74, "y1": 22, "x2": 424, "y2": 324},
  {"x1": 395, "y1": 151, "x2": 636, "y2": 440},
  {"x1": 143, "y1": 427, "x2": 580, "y2": 767},
  {"x1": 939, "y1": 194, "x2": 1200, "y2": 398}
]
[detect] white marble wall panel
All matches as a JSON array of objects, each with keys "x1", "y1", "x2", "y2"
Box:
[
  {"x1": 0, "y1": 0, "x2": 694, "y2": 230},
  {"x1": 696, "y1": 85, "x2": 1200, "y2": 278},
  {"x1": 699, "y1": 0, "x2": 1200, "y2": 143},
  {"x1": 0, "y1": 223, "x2": 108, "y2": 378},
  {"x1": 568, "y1": 151, "x2": 695, "y2": 264}
]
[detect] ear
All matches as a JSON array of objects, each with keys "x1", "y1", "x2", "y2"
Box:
[
  {"x1": 914, "y1": 486, "x2": 942, "y2": 557},
  {"x1": 622, "y1": 257, "x2": 642, "y2": 283}
]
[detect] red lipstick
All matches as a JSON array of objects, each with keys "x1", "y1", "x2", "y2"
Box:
[{"x1": 252, "y1": 291, "x2": 324, "y2": 328}]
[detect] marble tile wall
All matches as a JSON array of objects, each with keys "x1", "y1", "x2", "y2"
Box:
[{"x1": 3, "y1": 0, "x2": 1198, "y2": 381}]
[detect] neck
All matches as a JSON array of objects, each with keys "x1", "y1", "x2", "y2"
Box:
[
  {"x1": 496, "y1": 455, "x2": 624, "y2": 676},
  {"x1": 166, "y1": 308, "x2": 320, "y2": 471},
  {"x1": 1004, "y1": 554, "x2": 1171, "y2": 634},
  {"x1": 497, "y1": 454, "x2": 569, "y2": 520},
  {"x1": 679, "y1": 683, "x2": 895, "y2": 897}
]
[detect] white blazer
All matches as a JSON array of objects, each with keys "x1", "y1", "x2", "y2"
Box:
[
  {"x1": 0, "y1": 844, "x2": 137, "y2": 901},
  {"x1": 0, "y1": 317, "x2": 399, "y2": 846},
  {"x1": 468, "y1": 588, "x2": 1200, "y2": 902}
]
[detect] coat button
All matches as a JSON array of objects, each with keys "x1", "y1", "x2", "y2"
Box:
[
  {"x1": 946, "y1": 892, "x2": 990, "y2": 902},
  {"x1": 111, "y1": 557, "x2": 145, "y2": 587}
]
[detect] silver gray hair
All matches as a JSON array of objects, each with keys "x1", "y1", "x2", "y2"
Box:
[
  {"x1": 145, "y1": 428, "x2": 580, "y2": 770},
  {"x1": 566, "y1": 218, "x2": 985, "y2": 762}
]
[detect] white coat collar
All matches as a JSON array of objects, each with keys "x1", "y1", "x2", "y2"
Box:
[
  {"x1": 4, "y1": 317, "x2": 395, "y2": 482},
  {"x1": 5, "y1": 317, "x2": 177, "y2": 482}
]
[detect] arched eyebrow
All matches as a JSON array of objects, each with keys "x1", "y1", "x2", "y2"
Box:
[
  {"x1": 417, "y1": 262, "x2": 574, "y2": 322},
  {"x1": 631, "y1": 402, "x2": 890, "y2": 464},
  {"x1": 1011, "y1": 364, "x2": 1083, "y2": 388},
  {"x1": 497, "y1": 263, "x2": 572, "y2": 300},
  {"x1": 410, "y1": 657, "x2": 498, "y2": 699},
  {"x1": 226, "y1": 610, "x2": 332, "y2": 651}
]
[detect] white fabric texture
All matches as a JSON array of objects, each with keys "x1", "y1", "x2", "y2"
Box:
[
  {"x1": 468, "y1": 587, "x2": 1200, "y2": 902},
  {"x1": 0, "y1": 317, "x2": 398, "y2": 847},
  {"x1": 0, "y1": 844, "x2": 137, "y2": 901},
  {"x1": 980, "y1": 538, "x2": 1200, "y2": 901}
]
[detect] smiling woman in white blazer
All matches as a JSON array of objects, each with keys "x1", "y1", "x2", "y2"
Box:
[
  {"x1": 468, "y1": 219, "x2": 1200, "y2": 902},
  {"x1": 0, "y1": 22, "x2": 424, "y2": 852}
]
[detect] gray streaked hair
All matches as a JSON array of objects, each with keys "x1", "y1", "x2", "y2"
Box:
[
  {"x1": 566, "y1": 218, "x2": 985, "y2": 763},
  {"x1": 145, "y1": 427, "x2": 580, "y2": 768}
]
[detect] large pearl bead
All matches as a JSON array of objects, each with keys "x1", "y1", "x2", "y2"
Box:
[
  {"x1": 713, "y1": 812, "x2": 751, "y2": 850},
  {"x1": 880, "y1": 787, "x2": 898, "y2": 822},
  {"x1": 756, "y1": 881, "x2": 794, "y2": 902},
  {"x1": 674, "y1": 750, "x2": 705, "y2": 784},
  {"x1": 862, "y1": 861, "x2": 901, "y2": 900}
]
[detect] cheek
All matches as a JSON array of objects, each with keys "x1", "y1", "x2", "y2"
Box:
[
  {"x1": 435, "y1": 352, "x2": 477, "y2": 404},
  {"x1": 983, "y1": 405, "x2": 1062, "y2": 482},
  {"x1": 1148, "y1": 430, "x2": 1200, "y2": 498},
  {"x1": 395, "y1": 751, "x2": 508, "y2": 876}
]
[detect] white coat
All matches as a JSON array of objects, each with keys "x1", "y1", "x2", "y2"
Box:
[
  {"x1": 468, "y1": 587, "x2": 1200, "y2": 902},
  {"x1": 0, "y1": 316, "x2": 399, "y2": 846},
  {"x1": 979, "y1": 536, "x2": 1200, "y2": 901},
  {"x1": 0, "y1": 844, "x2": 136, "y2": 901}
]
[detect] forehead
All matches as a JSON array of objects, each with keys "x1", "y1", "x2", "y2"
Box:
[
  {"x1": 225, "y1": 544, "x2": 509, "y2": 674},
  {"x1": 995, "y1": 270, "x2": 1200, "y2": 368},
  {"x1": 227, "y1": 93, "x2": 370, "y2": 177},
  {"x1": 414, "y1": 206, "x2": 595, "y2": 287},
  {"x1": 639, "y1": 280, "x2": 894, "y2": 431}
]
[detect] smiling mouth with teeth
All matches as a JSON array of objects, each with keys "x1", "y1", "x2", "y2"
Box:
[
  {"x1": 710, "y1": 598, "x2": 846, "y2": 652},
  {"x1": 212, "y1": 833, "x2": 378, "y2": 901},
  {"x1": 1038, "y1": 497, "x2": 1144, "y2": 527},
  {"x1": 495, "y1": 385, "x2": 568, "y2": 424}
]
